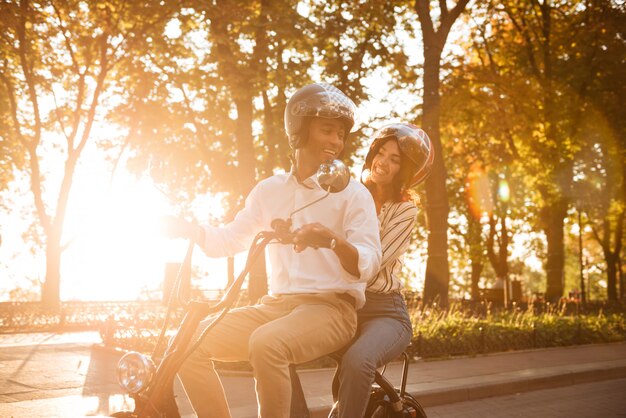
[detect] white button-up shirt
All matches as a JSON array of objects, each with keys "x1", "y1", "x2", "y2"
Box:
[{"x1": 198, "y1": 171, "x2": 381, "y2": 308}]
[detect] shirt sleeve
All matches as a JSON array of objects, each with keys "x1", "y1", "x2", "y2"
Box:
[
  {"x1": 344, "y1": 186, "x2": 382, "y2": 283},
  {"x1": 198, "y1": 183, "x2": 265, "y2": 258},
  {"x1": 379, "y1": 202, "x2": 418, "y2": 271}
]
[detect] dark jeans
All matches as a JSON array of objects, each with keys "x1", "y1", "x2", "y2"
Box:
[{"x1": 336, "y1": 291, "x2": 412, "y2": 418}]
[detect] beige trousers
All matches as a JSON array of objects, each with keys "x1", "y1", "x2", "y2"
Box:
[{"x1": 177, "y1": 293, "x2": 357, "y2": 418}]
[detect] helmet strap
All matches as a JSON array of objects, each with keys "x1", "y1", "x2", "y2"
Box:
[
  {"x1": 295, "y1": 117, "x2": 311, "y2": 149},
  {"x1": 292, "y1": 149, "x2": 308, "y2": 182}
]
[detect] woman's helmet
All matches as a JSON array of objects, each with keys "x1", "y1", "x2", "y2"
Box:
[
  {"x1": 284, "y1": 83, "x2": 359, "y2": 149},
  {"x1": 364, "y1": 123, "x2": 435, "y2": 187}
]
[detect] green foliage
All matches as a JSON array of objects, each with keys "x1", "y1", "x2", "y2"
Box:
[
  {"x1": 1, "y1": 0, "x2": 624, "y2": 307},
  {"x1": 111, "y1": 0, "x2": 315, "y2": 213},
  {"x1": 439, "y1": 0, "x2": 626, "y2": 301},
  {"x1": 0, "y1": 91, "x2": 23, "y2": 190},
  {"x1": 115, "y1": 0, "x2": 415, "y2": 215},
  {"x1": 0, "y1": 0, "x2": 182, "y2": 306},
  {"x1": 410, "y1": 301, "x2": 626, "y2": 358},
  {"x1": 3, "y1": 299, "x2": 624, "y2": 373}
]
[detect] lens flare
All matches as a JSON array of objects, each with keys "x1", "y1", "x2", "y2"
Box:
[
  {"x1": 465, "y1": 164, "x2": 494, "y2": 219},
  {"x1": 498, "y1": 180, "x2": 510, "y2": 202}
]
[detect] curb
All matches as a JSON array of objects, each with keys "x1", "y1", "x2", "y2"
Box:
[{"x1": 305, "y1": 359, "x2": 626, "y2": 417}]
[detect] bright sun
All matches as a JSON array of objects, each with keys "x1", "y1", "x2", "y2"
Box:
[
  {"x1": 61, "y1": 170, "x2": 175, "y2": 301},
  {"x1": 59, "y1": 154, "x2": 235, "y2": 302}
]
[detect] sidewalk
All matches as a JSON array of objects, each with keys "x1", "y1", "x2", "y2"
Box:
[{"x1": 1, "y1": 331, "x2": 625, "y2": 418}]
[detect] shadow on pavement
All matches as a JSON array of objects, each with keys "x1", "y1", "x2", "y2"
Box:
[{"x1": 82, "y1": 346, "x2": 133, "y2": 416}]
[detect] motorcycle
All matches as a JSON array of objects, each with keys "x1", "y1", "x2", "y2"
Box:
[{"x1": 111, "y1": 159, "x2": 351, "y2": 418}]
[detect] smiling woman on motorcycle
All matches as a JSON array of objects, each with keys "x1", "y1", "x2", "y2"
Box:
[
  {"x1": 165, "y1": 82, "x2": 381, "y2": 418},
  {"x1": 332, "y1": 122, "x2": 434, "y2": 418}
]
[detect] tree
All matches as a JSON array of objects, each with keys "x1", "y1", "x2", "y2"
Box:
[
  {"x1": 0, "y1": 0, "x2": 174, "y2": 308},
  {"x1": 437, "y1": 0, "x2": 624, "y2": 303},
  {"x1": 0, "y1": 87, "x2": 24, "y2": 191},
  {"x1": 576, "y1": 126, "x2": 625, "y2": 301},
  {"x1": 491, "y1": 0, "x2": 565, "y2": 302},
  {"x1": 114, "y1": 1, "x2": 315, "y2": 209},
  {"x1": 571, "y1": 1, "x2": 626, "y2": 301},
  {"x1": 119, "y1": 0, "x2": 416, "y2": 211},
  {"x1": 414, "y1": 0, "x2": 471, "y2": 305},
  {"x1": 437, "y1": 0, "x2": 562, "y2": 303},
  {"x1": 104, "y1": 1, "x2": 316, "y2": 300},
  {"x1": 496, "y1": 0, "x2": 626, "y2": 301}
]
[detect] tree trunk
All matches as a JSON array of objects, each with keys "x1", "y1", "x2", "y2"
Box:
[
  {"x1": 542, "y1": 199, "x2": 568, "y2": 302},
  {"x1": 422, "y1": 48, "x2": 450, "y2": 306},
  {"x1": 42, "y1": 237, "x2": 61, "y2": 309},
  {"x1": 487, "y1": 214, "x2": 509, "y2": 279},
  {"x1": 415, "y1": 0, "x2": 469, "y2": 305},
  {"x1": 470, "y1": 262, "x2": 482, "y2": 301},
  {"x1": 487, "y1": 214, "x2": 510, "y2": 305},
  {"x1": 619, "y1": 257, "x2": 624, "y2": 300},
  {"x1": 610, "y1": 211, "x2": 624, "y2": 301},
  {"x1": 606, "y1": 252, "x2": 618, "y2": 301},
  {"x1": 210, "y1": 0, "x2": 269, "y2": 296},
  {"x1": 467, "y1": 210, "x2": 483, "y2": 301},
  {"x1": 234, "y1": 94, "x2": 267, "y2": 299},
  {"x1": 234, "y1": 94, "x2": 257, "y2": 196}
]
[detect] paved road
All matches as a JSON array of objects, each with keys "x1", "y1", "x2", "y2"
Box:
[
  {"x1": 1, "y1": 332, "x2": 626, "y2": 418},
  {"x1": 425, "y1": 377, "x2": 626, "y2": 418}
]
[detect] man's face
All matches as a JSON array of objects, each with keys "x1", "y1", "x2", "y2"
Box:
[{"x1": 302, "y1": 117, "x2": 346, "y2": 166}]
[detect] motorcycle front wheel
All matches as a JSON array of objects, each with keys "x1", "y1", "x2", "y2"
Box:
[
  {"x1": 328, "y1": 390, "x2": 427, "y2": 418},
  {"x1": 365, "y1": 389, "x2": 427, "y2": 418},
  {"x1": 401, "y1": 393, "x2": 427, "y2": 418}
]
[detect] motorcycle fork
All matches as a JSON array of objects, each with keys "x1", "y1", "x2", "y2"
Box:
[{"x1": 135, "y1": 302, "x2": 210, "y2": 418}]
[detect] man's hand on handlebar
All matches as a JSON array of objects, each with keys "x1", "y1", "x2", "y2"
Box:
[
  {"x1": 160, "y1": 215, "x2": 204, "y2": 244},
  {"x1": 292, "y1": 223, "x2": 336, "y2": 253},
  {"x1": 294, "y1": 223, "x2": 360, "y2": 276}
]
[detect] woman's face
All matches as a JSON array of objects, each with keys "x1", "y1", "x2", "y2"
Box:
[{"x1": 370, "y1": 139, "x2": 402, "y2": 186}]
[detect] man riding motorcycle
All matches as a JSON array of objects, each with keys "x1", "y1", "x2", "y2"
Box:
[{"x1": 163, "y1": 82, "x2": 381, "y2": 418}]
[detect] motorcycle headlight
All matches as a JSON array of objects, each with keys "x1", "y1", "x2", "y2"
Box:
[{"x1": 116, "y1": 351, "x2": 156, "y2": 394}]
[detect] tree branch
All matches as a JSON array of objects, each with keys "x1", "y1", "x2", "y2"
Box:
[
  {"x1": 502, "y1": 1, "x2": 542, "y2": 81},
  {"x1": 17, "y1": 0, "x2": 42, "y2": 143},
  {"x1": 51, "y1": 1, "x2": 81, "y2": 75},
  {"x1": 0, "y1": 70, "x2": 26, "y2": 146},
  {"x1": 446, "y1": 0, "x2": 471, "y2": 28},
  {"x1": 50, "y1": 87, "x2": 70, "y2": 142},
  {"x1": 414, "y1": 0, "x2": 436, "y2": 42},
  {"x1": 75, "y1": 32, "x2": 109, "y2": 157},
  {"x1": 17, "y1": 0, "x2": 51, "y2": 235},
  {"x1": 439, "y1": 0, "x2": 448, "y2": 20}
]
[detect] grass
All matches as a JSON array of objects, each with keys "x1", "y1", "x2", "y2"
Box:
[
  {"x1": 407, "y1": 300, "x2": 626, "y2": 359},
  {"x1": 2, "y1": 298, "x2": 625, "y2": 365}
]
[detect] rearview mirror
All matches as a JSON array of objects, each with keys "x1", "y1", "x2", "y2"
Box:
[{"x1": 317, "y1": 159, "x2": 350, "y2": 193}]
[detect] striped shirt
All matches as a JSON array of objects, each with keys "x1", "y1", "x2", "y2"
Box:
[{"x1": 367, "y1": 200, "x2": 418, "y2": 293}]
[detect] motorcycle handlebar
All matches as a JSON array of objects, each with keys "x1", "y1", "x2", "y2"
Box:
[
  {"x1": 269, "y1": 218, "x2": 295, "y2": 244},
  {"x1": 268, "y1": 218, "x2": 332, "y2": 249}
]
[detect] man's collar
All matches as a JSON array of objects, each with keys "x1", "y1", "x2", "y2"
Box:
[{"x1": 288, "y1": 165, "x2": 319, "y2": 189}]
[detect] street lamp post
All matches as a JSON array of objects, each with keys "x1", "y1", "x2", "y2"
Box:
[{"x1": 578, "y1": 205, "x2": 586, "y2": 305}]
